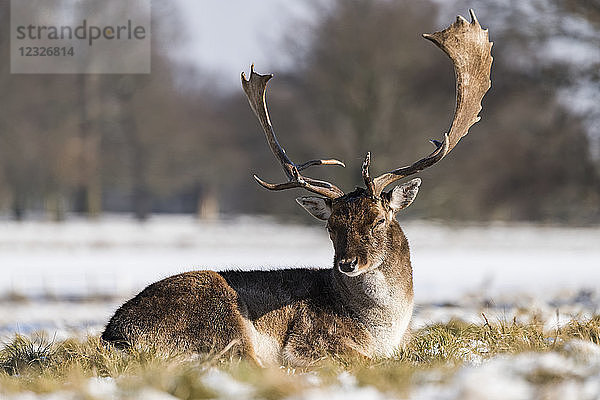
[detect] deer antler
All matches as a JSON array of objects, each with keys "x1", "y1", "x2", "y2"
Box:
[
  {"x1": 366, "y1": 9, "x2": 493, "y2": 196},
  {"x1": 241, "y1": 65, "x2": 346, "y2": 199}
]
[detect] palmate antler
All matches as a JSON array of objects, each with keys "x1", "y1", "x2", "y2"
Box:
[
  {"x1": 243, "y1": 9, "x2": 492, "y2": 199},
  {"x1": 241, "y1": 65, "x2": 345, "y2": 199},
  {"x1": 367, "y1": 9, "x2": 493, "y2": 196}
]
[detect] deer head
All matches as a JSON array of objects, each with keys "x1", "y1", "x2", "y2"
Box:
[{"x1": 242, "y1": 10, "x2": 492, "y2": 277}]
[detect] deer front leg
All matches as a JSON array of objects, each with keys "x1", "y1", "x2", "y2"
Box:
[{"x1": 281, "y1": 309, "x2": 372, "y2": 366}]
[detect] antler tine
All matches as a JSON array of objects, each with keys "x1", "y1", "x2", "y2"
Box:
[
  {"x1": 297, "y1": 158, "x2": 345, "y2": 172},
  {"x1": 241, "y1": 65, "x2": 345, "y2": 199},
  {"x1": 362, "y1": 152, "x2": 376, "y2": 196},
  {"x1": 372, "y1": 9, "x2": 492, "y2": 196}
]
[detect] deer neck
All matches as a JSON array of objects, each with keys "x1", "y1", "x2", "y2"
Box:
[{"x1": 332, "y1": 225, "x2": 413, "y2": 315}]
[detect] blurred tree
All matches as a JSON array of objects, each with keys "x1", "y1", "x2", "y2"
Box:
[
  {"x1": 278, "y1": 0, "x2": 599, "y2": 223},
  {"x1": 294, "y1": 0, "x2": 450, "y2": 190},
  {"x1": 0, "y1": 0, "x2": 230, "y2": 221},
  {"x1": 0, "y1": 0, "x2": 597, "y2": 223},
  {"x1": 0, "y1": 0, "x2": 80, "y2": 220}
]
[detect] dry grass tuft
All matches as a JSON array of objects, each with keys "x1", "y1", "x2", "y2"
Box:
[{"x1": 0, "y1": 314, "x2": 598, "y2": 398}]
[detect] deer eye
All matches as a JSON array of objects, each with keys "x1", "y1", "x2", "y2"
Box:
[{"x1": 372, "y1": 218, "x2": 385, "y2": 232}]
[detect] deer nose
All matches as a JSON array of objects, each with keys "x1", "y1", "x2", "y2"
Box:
[{"x1": 338, "y1": 257, "x2": 358, "y2": 273}]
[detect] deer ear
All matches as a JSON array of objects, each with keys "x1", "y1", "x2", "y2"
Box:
[
  {"x1": 386, "y1": 178, "x2": 421, "y2": 212},
  {"x1": 296, "y1": 197, "x2": 332, "y2": 220}
]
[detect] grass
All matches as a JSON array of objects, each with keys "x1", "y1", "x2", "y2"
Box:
[{"x1": 0, "y1": 315, "x2": 598, "y2": 399}]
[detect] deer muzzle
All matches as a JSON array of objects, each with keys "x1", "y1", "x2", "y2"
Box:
[{"x1": 337, "y1": 257, "x2": 359, "y2": 275}]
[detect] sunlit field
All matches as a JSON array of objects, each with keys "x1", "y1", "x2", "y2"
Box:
[{"x1": 1, "y1": 216, "x2": 599, "y2": 399}]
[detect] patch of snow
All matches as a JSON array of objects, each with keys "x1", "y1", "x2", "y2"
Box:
[
  {"x1": 0, "y1": 300, "x2": 116, "y2": 342},
  {"x1": 126, "y1": 388, "x2": 179, "y2": 400},
  {"x1": 288, "y1": 385, "x2": 389, "y2": 400},
  {"x1": 85, "y1": 376, "x2": 119, "y2": 399},
  {"x1": 411, "y1": 348, "x2": 600, "y2": 400},
  {"x1": 336, "y1": 371, "x2": 357, "y2": 388},
  {"x1": 454, "y1": 358, "x2": 533, "y2": 400},
  {"x1": 4, "y1": 379, "x2": 179, "y2": 400},
  {"x1": 563, "y1": 340, "x2": 600, "y2": 364},
  {"x1": 201, "y1": 368, "x2": 255, "y2": 398},
  {"x1": 5, "y1": 392, "x2": 78, "y2": 400}
]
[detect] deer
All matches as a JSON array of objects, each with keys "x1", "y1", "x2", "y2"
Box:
[{"x1": 101, "y1": 10, "x2": 492, "y2": 367}]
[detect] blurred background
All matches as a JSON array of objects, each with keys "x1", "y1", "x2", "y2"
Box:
[
  {"x1": 1, "y1": 0, "x2": 598, "y2": 223},
  {"x1": 0, "y1": 0, "x2": 599, "y2": 340}
]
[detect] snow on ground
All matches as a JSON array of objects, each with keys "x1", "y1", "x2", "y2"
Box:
[
  {"x1": 408, "y1": 341, "x2": 600, "y2": 400},
  {"x1": 1, "y1": 216, "x2": 599, "y2": 400},
  {"x1": 4, "y1": 343, "x2": 600, "y2": 400},
  {"x1": 1, "y1": 215, "x2": 598, "y2": 299},
  {"x1": 0, "y1": 215, "x2": 598, "y2": 340}
]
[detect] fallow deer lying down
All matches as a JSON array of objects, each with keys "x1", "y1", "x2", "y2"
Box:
[{"x1": 102, "y1": 10, "x2": 492, "y2": 366}]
